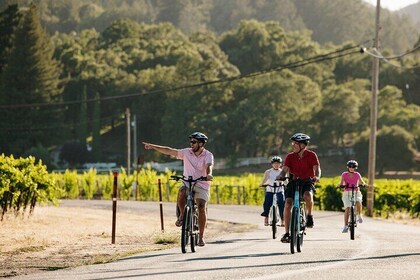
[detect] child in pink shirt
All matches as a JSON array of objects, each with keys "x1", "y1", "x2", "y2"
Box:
[{"x1": 340, "y1": 160, "x2": 366, "y2": 233}]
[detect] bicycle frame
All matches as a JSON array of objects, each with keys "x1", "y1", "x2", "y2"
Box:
[
  {"x1": 343, "y1": 184, "x2": 362, "y2": 240},
  {"x1": 263, "y1": 182, "x2": 284, "y2": 239},
  {"x1": 290, "y1": 179, "x2": 308, "y2": 254},
  {"x1": 171, "y1": 175, "x2": 206, "y2": 253}
]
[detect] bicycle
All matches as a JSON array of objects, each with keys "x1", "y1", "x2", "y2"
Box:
[
  {"x1": 284, "y1": 178, "x2": 314, "y2": 254},
  {"x1": 261, "y1": 182, "x2": 285, "y2": 239},
  {"x1": 340, "y1": 184, "x2": 365, "y2": 240},
  {"x1": 171, "y1": 175, "x2": 206, "y2": 253}
]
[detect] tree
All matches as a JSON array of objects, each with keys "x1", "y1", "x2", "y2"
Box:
[
  {"x1": 0, "y1": 4, "x2": 21, "y2": 74},
  {"x1": 315, "y1": 81, "x2": 369, "y2": 149},
  {"x1": 378, "y1": 85, "x2": 420, "y2": 135},
  {"x1": 60, "y1": 141, "x2": 90, "y2": 167},
  {"x1": 354, "y1": 126, "x2": 417, "y2": 173},
  {"x1": 91, "y1": 91, "x2": 101, "y2": 161},
  {"x1": 0, "y1": 3, "x2": 63, "y2": 155},
  {"x1": 78, "y1": 85, "x2": 88, "y2": 144}
]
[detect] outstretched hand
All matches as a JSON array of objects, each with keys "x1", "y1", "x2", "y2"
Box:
[{"x1": 143, "y1": 142, "x2": 153, "y2": 150}]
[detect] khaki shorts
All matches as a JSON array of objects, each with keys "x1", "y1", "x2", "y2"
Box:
[
  {"x1": 180, "y1": 184, "x2": 210, "y2": 202},
  {"x1": 342, "y1": 190, "x2": 363, "y2": 208}
]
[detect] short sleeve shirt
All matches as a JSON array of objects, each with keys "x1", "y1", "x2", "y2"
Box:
[
  {"x1": 341, "y1": 172, "x2": 362, "y2": 191},
  {"x1": 177, "y1": 148, "x2": 214, "y2": 190},
  {"x1": 263, "y1": 168, "x2": 284, "y2": 193},
  {"x1": 283, "y1": 150, "x2": 319, "y2": 180}
]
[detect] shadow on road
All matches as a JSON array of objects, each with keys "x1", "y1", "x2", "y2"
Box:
[{"x1": 87, "y1": 252, "x2": 420, "y2": 280}]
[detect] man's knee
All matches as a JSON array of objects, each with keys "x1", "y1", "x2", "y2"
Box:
[{"x1": 304, "y1": 191, "x2": 313, "y2": 201}]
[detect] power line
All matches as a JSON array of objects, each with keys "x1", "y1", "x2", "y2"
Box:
[
  {"x1": 362, "y1": 44, "x2": 420, "y2": 60},
  {"x1": 363, "y1": 46, "x2": 420, "y2": 69},
  {"x1": 0, "y1": 112, "x2": 124, "y2": 131},
  {"x1": 0, "y1": 43, "x2": 366, "y2": 110}
]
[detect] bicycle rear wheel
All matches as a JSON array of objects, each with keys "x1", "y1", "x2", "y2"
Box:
[
  {"x1": 272, "y1": 206, "x2": 277, "y2": 239},
  {"x1": 290, "y1": 207, "x2": 298, "y2": 254},
  {"x1": 181, "y1": 206, "x2": 190, "y2": 253},
  {"x1": 350, "y1": 206, "x2": 355, "y2": 240}
]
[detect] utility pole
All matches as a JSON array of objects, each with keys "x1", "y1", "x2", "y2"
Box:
[
  {"x1": 367, "y1": 0, "x2": 381, "y2": 217},
  {"x1": 131, "y1": 114, "x2": 137, "y2": 171},
  {"x1": 126, "y1": 108, "x2": 131, "y2": 175}
]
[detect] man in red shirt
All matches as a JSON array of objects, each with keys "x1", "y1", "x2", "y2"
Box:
[{"x1": 278, "y1": 133, "x2": 321, "y2": 243}]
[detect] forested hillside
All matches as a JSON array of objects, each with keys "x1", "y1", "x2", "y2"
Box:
[
  {"x1": 0, "y1": 1, "x2": 419, "y2": 173},
  {"x1": 400, "y1": 1, "x2": 420, "y2": 29},
  {"x1": 0, "y1": 0, "x2": 418, "y2": 53}
]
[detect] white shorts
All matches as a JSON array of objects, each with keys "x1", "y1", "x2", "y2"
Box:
[
  {"x1": 342, "y1": 190, "x2": 363, "y2": 208},
  {"x1": 180, "y1": 184, "x2": 210, "y2": 202}
]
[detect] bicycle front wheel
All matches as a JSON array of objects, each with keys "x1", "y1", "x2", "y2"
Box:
[
  {"x1": 181, "y1": 206, "x2": 190, "y2": 253},
  {"x1": 350, "y1": 206, "x2": 355, "y2": 240},
  {"x1": 290, "y1": 207, "x2": 298, "y2": 254},
  {"x1": 272, "y1": 206, "x2": 277, "y2": 239},
  {"x1": 191, "y1": 208, "x2": 198, "y2": 252},
  {"x1": 297, "y1": 207, "x2": 305, "y2": 252}
]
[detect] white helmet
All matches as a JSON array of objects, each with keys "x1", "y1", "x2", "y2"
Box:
[{"x1": 290, "y1": 133, "x2": 310, "y2": 145}]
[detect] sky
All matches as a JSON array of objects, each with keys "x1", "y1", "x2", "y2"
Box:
[{"x1": 363, "y1": 0, "x2": 419, "y2": 11}]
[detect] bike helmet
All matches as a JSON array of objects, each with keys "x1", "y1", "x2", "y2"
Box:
[
  {"x1": 271, "y1": 156, "x2": 282, "y2": 163},
  {"x1": 290, "y1": 133, "x2": 310, "y2": 145},
  {"x1": 347, "y1": 160, "x2": 358, "y2": 169},
  {"x1": 189, "y1": 132, "x2": 208, "y2": 143}
]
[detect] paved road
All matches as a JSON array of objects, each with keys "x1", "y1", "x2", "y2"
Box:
[{"x1": 13, "y1": 200, "x2": 420, "y2": 280}]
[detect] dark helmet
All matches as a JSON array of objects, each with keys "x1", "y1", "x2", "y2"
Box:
[
  {"x1": 189, "y1": 132, "x2": 208, "y2": 143},
  {"x1": 290, "y1": 133, "x2": 310, "y2": 145},
  {"x1": 347, "y1": 160, "x2": 358, "y2": 169},
  {"x1": 271, "y1": 156, "x2": 282, "y2": 163}
]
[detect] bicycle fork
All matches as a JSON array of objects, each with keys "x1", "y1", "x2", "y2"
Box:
[{"x1": 293, "y1": 190, "x2": 300, "y2": 234}]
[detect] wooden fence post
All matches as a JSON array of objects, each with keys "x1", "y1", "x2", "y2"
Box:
[{"x1": 111, "y1": 171, "x2": 118, "y2": 244}]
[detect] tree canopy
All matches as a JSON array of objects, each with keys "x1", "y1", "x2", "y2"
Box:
[{"x1": 0, "y1": 3, "x2": 418, "y2": 172}]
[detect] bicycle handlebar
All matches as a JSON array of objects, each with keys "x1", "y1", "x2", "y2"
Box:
[
  {"x1": 170, "y1": 175, "x2": 208, "y2": 182},
  {"x1": 339, "y1": 184, "x2": 366, "y2": 189},
  {"x1": 261, "y1": 182, "x2": 285, "y2": 188},
  {"x1": 277, "y1": 176, "x2": 316, "y2": 183}
]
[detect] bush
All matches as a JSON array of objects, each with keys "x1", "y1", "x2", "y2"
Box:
[{"x1": 0, "y1": 154, "x2": 58, "y2": 220}]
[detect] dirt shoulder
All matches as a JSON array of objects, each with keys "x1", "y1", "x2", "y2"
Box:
[{"x1": 0, "y1": 205, "x2": 253, "y2": 278}]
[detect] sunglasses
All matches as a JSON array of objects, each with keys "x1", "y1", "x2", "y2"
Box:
[{"x1": 190, "y1": 140, "x2": 199, "y2": 144}]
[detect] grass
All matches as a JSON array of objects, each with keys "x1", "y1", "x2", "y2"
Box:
[{"x1": 153, "y1": 231, "x2": 179, "y2": 244}]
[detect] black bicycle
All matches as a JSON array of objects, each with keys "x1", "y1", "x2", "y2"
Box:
[
  {"x1": 340, "y1": 184, "x2": 365, "y2": 240},
  {"x1": 171, "y1": 175, "x2": 206, "y2": 253},
  {"x1": 261, "y1": 182, "x2": 284, "y2": 239}
]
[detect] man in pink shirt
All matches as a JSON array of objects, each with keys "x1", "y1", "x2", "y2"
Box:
[{"x1": 143, "y1": 132, "x2": 214, "y2": 246}]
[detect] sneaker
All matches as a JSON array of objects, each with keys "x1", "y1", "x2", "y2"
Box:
[
  {"x1": 342, "y1": 226, "x2": 348, "y2": 233},
  {"x1": 306, "y1": 215, "x2": 314, "y2": 228},
  {"x1": 281, "y1": 233, "x2": 290, "y2": 243},
  {"x1": 357, "y1": 216, "x2": 364, "y2": 223}
]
